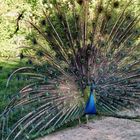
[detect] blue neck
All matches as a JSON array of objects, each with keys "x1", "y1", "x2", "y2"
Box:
[{"x1": 85, "y1": 88, "x2": 96, "y2": 114}]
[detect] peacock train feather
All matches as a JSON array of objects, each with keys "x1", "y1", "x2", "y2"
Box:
[{"x1": 1, "y1": 0, "x2": 140, "y2": 139}]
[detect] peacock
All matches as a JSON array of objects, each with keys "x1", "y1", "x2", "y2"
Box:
[{"x1": 0, "y1": 0, "x2": 140, "y2": 139}]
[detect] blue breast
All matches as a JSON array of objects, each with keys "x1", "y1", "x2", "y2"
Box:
[{"x1": 85, "y1": 92, "x2": 96, "y2": 114}]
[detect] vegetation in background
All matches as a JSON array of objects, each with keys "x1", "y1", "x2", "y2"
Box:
[
  {"x1": 0, "y1": 0, "x2": 43, "y2": 113},
  {"x1": 0, "y1": 0, "x2": 41, "y2": 58}
]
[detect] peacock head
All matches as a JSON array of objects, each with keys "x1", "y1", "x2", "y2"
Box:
[
  {"x1": 83, "y1": 80, "x2": 96, "y2": 96},
  {"x1": 90, "y1": 82, "x2": 96, "y2": 92}
]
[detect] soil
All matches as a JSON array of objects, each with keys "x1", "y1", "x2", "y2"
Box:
[{"x1": 37, "y1": 117, "x2": 140, "y2": 140}]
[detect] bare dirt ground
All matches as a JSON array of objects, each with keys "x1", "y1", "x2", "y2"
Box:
[{"x1": 37, "y1": 117, "x2": 140, "y2": 140}]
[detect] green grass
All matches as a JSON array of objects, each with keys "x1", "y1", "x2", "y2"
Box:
[{"x1": 0, "y1": 58, "x2": 28, "y2": 113}]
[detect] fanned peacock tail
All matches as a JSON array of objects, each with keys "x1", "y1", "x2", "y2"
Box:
[{"x1": 1, "y1": 0, "x2": 140, "y2": 139}]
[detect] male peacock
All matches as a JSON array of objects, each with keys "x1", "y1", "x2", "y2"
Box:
[{"x1": 0, "y1": 0, "x2": 140, "y2": 139}]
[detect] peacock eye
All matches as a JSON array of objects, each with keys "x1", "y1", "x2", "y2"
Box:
[
  {"x1": 126, "y1": 41, "x2": 132, "y2": 47},
  {"x1": 27, "y1": 60, "x2": 32, "y2": 65},
  {"x1": 20, "y1": 53, "x2": 24, "y2": 59},
  {"x1": 126, "y1": 15, "x2": 131, "y2": 20},
  {"x1": 36, "y1": 50, "x2": 44, "y2": 57},
  {"x1": 31, "y1": 38, "x2": 37, "y2": 45},
  {"x1": 58, "y1": 14, "x2": 63, "y2": 20},
  {"x1": 113, "y1": 1, "x2": 119, "y2": 8},
  {"x1": 96, "y1": 58, "x2": 101, "y2": 64},
  {"x1": 41, "y1": 19, "x2": 46, "y2": 26},
  {"x1": 106, "y1": 14, "x2": 111, "y2": 20},
  {"x1": 98, "y1": 6, "x2": 103, "y2": 13},
  {"x1": 134, "y1": 29, "x2": 139, "y2": 35},
  {"x1": 103, "y1": 29, "x2": 108, "y2": 34},
  {"x1": 77, "y1": 0, "x2": 83, "y2": 5},
  {"x1": 87, "y1": 50, "x2": 91, "y2": 54},
  {"x1": 75, "y1": 15, "x2": 79, "y2": 20},
  {"x1": 81, "y1": 58, "x2": 85, "y2": 63},
  {"x1": 113, "y1": 38, "x2": 119, "y2": 45},
  {"x1": 92, "y1": 22, "x2": 96, "y2": 26}
]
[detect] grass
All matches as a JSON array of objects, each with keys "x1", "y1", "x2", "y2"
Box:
[{"x1": 0, "y1": 57, "x2": 29, "y2": 113}]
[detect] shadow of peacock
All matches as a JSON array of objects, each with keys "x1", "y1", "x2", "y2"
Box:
[{"x1": 0, "y1": 0, "x2": 140, "y2": 139}]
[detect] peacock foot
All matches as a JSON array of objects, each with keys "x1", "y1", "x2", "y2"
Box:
[{"x1": 79, "y1": 124, "x2": 94, "y2": 130}]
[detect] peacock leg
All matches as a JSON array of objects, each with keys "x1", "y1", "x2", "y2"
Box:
[
  {"x1": 86, "y1": 115, "x2": 89, "y2": 123},
  {"x1": 79, "y1": 115, "x2": 93, "y2": 130},
  {"x1": 78, "y1": 117, "x2": 81, "y2": 125}
]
